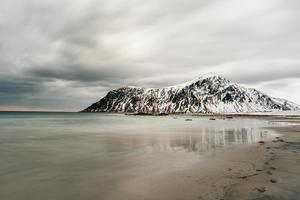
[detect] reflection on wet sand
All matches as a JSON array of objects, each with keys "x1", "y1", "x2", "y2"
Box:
[
  {"x1": 139, "y1": 128, "x2": 271, "y2": 153},
  {"x1": 0, "y1": 113, "x2": 282, "y2": 200}
]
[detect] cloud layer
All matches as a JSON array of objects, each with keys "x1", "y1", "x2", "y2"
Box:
[{"x1": 0, "y1": 0, "x2": 300, "y2": 111}]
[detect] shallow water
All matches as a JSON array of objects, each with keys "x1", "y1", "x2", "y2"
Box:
[{"x1": 0, "y1": 112, "x2": 284, "y2": 200}]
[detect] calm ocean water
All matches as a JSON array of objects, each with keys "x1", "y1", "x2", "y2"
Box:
[{"x1": 0, "y1": 112, "x2": 282, "y2": 200}]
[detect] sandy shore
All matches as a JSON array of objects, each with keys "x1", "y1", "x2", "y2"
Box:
[
  {"x1": 106, "y1": 118, "x2": 300, "y2": 200},
  {"x1": 223, "y1": 124, "x2": 300, "y2": 200}
]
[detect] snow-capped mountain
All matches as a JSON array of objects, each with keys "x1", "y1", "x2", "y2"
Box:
[{"x1": 82, "y1": 73, "x2": 300, "y2": 114}]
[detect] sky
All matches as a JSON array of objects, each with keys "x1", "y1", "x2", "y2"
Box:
[{"x1": 0, "y1": 0, "x2": 300, "y2": 111}]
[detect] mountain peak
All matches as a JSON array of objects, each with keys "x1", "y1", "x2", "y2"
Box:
[
  {"x1": 195, "y1": 73, "x2": 231, "y2": 83},
  {"x1": 198, "y1": 72, "x2": 222, "y2": 80},
  {"x1": 169, "y1": 73, "x2": 229, "y2": 89}
]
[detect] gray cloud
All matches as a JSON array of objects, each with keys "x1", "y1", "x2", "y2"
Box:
[{"x1": 0, "y1": 0, "x2": 300, "y2": 111}]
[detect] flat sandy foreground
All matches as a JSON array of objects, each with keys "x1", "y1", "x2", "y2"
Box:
[{"x1": 106, "y1": 116, "x2": 300, "y2": 200}]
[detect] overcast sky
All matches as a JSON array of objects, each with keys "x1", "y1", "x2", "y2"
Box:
[{"x1": 0, "y1": 0, "x2": 300, "y2": 111}]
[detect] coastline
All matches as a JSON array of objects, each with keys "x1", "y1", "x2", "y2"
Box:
[
  {"x1": 81, "y1": 110, "x2": 300, "y2": 119},
  {"x1": 105, "y1": 118, "x2": 300, "y2": 200},
  {"x1": 2, "y1": 110, "x2": 300, "y2": 120}
]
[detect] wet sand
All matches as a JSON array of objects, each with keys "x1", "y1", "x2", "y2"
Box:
[
  {"x1": 106, "y1": 118, "x2": 300, "y2": 200},
  {"x1": 1, "y1": 113, "x2": 299, "y2": 200},
  {"x1": 223, "y1": 124, "x2": 300, "y2": 200}
]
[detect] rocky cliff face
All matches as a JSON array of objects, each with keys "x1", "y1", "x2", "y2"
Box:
[{"x1": 82, "y1": 73, "x2": 300, "y2": 114}]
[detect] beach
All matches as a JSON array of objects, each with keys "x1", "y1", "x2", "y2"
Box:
[
  {"x1": 105, "y1": 117, "x2": 300, "y2": 200},
  {"x1": 0, "y1": 112, "x2": 299, "y2": 200}
]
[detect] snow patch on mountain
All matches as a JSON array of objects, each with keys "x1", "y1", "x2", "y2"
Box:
[{"x1": 82, "y1": 73, "x2": 300, "y2": 114}]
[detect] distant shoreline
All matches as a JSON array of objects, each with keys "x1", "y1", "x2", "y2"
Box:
[
  {"x1": 1, "y1": 110, "x2": 300, "y2": 118},
  {"x1": 0, "y1": 110, "x2": 77, "y2": 114}
]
